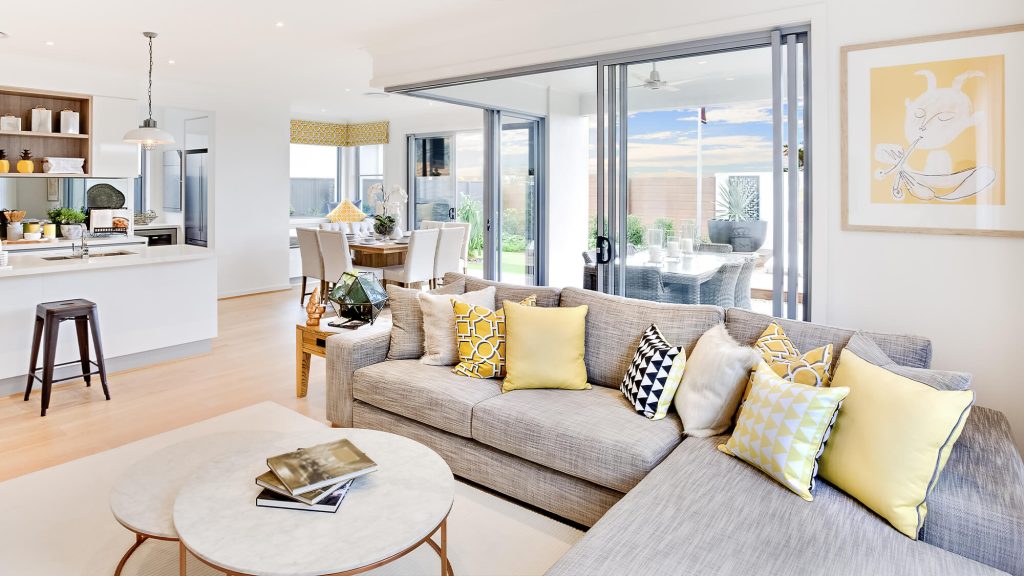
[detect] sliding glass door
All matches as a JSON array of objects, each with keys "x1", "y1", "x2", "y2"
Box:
[
  {"x1": 499, "y1": 115, "x2": 542, "y2": 284},
  {"x1": 409, "y1": 134, "x2": 456, "y2": 228}
]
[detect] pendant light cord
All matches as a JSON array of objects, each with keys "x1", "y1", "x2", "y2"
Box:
[{"x1": 147, "y1": 35, "x2": 154, "y2": 121}]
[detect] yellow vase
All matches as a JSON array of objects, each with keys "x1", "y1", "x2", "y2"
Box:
[
  {"x1": 16, "y1": 159, "x2": 34, "y2": 174},
  {"x1": 0, "y1": 160, "x2": 8, "y2": 173}
]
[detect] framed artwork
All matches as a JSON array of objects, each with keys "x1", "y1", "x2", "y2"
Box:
[{"x1": 842, "y1": 24, "x2": 1024, "y2": 236}]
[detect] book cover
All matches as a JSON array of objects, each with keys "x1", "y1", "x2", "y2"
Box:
[
  {"x1": 266, "y1": 438, "x2": 377, "y2": 495},
  {"x1": 255, "y1": 480, "x2": 353, "y2": 513},
  {"x1": 255, "y1": 470, "x2": 350, "y2": 505}
]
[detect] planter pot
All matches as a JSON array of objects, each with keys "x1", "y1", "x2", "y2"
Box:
[
  {"x1": 707, "y1": 219, "x2": 768, "y2": 253},
  {"x1": 60, "y1": 224, "x2": 84, "y2": 240}
]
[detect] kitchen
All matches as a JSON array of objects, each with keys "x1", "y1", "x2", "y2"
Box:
[{"x1": 0, "y1": 84, "x2": 217, "y2": 397}]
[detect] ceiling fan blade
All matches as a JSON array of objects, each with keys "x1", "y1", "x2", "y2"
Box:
[
  {"x1": 661, "y1": 86, "x2": 680, "y2": 92},
  {"x1": 665, "y1": 78, "x2": 701, "y2": 86}
]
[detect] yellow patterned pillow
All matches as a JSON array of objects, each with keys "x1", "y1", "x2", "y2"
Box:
[
  {"x1": 451, "y1": 296, "x2": 536, "y2": 379},
  {"x1": 720, "y1": 362, "x2": 849, "y2": 501},
  {"x1": 755, "y1": 323, "x2": 834, "y2": 387}
]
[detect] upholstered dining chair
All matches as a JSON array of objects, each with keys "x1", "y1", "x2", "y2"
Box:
[
  {"x1": 443, "y1": 221, "x2": 472, "y2": 273},
  {"x1": 317, "y1": 230, "x2": 383, "y2": 294},
  {"x1": 432, "y1": 227, "x2": 465, "y2": 288},
  {"x1": 383, "y1": 228, "x2": 439, "y2": 289},
  {"x1": 420, "y1": 220, "x2": 446, "y2": 230},
  {"x1": 296, "y1": 227, "x2": 324, "y2": 305}
]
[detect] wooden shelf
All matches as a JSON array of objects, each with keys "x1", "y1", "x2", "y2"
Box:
[{"x1": 0, "y1": 130, "x2": 89, "y2": 140}]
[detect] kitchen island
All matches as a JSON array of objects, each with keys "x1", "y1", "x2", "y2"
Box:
[{"x1": 0, "y1": 244, "x2": 217, "y2": 396}]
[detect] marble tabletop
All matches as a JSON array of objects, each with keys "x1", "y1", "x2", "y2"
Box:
[
  {"x1": 173, "y1": 428, "x2": 455, "y2": 576},
  {"x1": 109, "y1": 431, "x2": 281, "y2": 539}
]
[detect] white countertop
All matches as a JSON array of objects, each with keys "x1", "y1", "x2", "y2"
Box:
[
  {"x1": 135, "y1": 222, "x2": 183, "y2": 231},
  {"x1": 2, "y1": 235, "x2": 148, "y2": 253},
  {"x1": 0, "y1": 244, "x2": 214, "y2": 278}
]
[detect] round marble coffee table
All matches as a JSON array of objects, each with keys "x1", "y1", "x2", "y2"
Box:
[
  {"x1": 173, "y1": 428, "x2": 455, "y2": 576},
  {"x1": 109, "y1": 431, "x2": 280, "y2": 575}
]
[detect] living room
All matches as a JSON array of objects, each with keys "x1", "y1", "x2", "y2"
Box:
[{"x1": 1, "y1": 1, "x2": 1022, "y2": 575}]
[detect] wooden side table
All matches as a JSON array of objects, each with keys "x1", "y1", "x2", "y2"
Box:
[{"x1": 295, "y1": 323, "x2": 335, "y2": 398}]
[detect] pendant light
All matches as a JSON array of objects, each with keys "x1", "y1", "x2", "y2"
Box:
[{"x1": 123, "y1": 32, "x2": 175, "y2": 150}]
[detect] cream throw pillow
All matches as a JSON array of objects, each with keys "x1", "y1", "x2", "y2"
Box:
[
  {"x1": 419, "y1": 286, "x2": 496, "y2": 365},
  {"x1": 674, "y1": 324, "x2": 761, "y2": 437}
]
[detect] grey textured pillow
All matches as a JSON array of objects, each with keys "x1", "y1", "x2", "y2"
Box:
[
  {"x1": 387, "y1": 279, "x2": 465, "y2": 360},
  {"x1": 844, "y1": 332, "x2": 971, "y2": 391}
]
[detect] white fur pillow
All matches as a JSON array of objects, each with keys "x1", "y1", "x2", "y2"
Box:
[
  {"x1": 419, "y1": 286, "x2": 496, "y2": 365},
  {"x1": 674, "y1": 324, "x2": 761, "y2": 437}
]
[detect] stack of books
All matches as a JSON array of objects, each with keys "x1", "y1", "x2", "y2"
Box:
[{"x1": 255, "y1": 438, "x2": 378, "y2": 513}]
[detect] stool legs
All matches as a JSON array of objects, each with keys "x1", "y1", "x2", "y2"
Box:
[
  {"x1": 24, "y1": 316, "x2": 44, "y2": 402},
  {"x1": 88, "y1": 308, "x2": 111, "y2": 401},
  {"x1": 40, "y1": 318, "x2": 60, "y2": 417},
  {"x1": 75, "y1": 317, "x2": 91, "y2": 387}
]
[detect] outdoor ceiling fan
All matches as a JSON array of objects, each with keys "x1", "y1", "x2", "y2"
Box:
[{"x1": 629, "y1": 62, "x2": 699, "y2": 91}]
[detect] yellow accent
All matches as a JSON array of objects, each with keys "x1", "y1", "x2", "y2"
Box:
[
  {"x1": 0, "y1": 160, "x2": 9, "y2": 173},
  {"x1": 451, "y1": 295, "x2": 536, "y2": 379},
  {"x1": 16, "y1": 159, "x2": 33, "y2": 174},
  {"x1": 754, "y1": 323, "x2": 834, "y2": 387},
  {"x1": 326, "y1": 199, "x2": 368, "y2": 223},
  {"x1": 818, "y1": 349, "x2": 974, "y2": 539},
  {"x1": 502, "y1": 301, "x2": 590, "y2": 393},
  {"x1": 720, "y1": 363, "x2": 849, "y2": 501},
  {"x1": 289, "y1": 120, "x2": 390, "y2": 147}
]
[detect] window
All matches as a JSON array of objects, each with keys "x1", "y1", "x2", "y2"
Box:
[
  {"x1": 357, "y1": 144, "x2": 384, "y2": 213},
  {"x1": 289, "y1": 144, "x2": 337, "y2": 217}
]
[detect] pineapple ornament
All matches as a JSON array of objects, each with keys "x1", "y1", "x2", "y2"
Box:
[
  {"x1": 16, "y1": 149, "x2": 34, "y2": 174},
  {"x1": 0, "y1": 149, "x2": 8, "y2": 174}
]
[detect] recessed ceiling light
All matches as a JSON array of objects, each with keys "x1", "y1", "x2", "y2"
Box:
[
  {"x1": 725, "y1": 77, "x2": 735, "y2": 81},
  {"x1": 344, "y1": 88, "x2": 351, "y2": 92},
  {"x1": 698, "y1": 60, "x2": 708, "y2": 65},
  {"x1": 45, "y1": 40, "x2": 55, "y2": 46},
  {"x1": 275, "y1": 21, "x2": 285, "y2": 28},
  {"x1": 320, "y1": 108, "x2": 326, "y2": 113},
  {"x1": 168, "y1": 59, "x2": 176, "y2": 64},
  {"x1": 364, "y1": 92, "x2": 389, "y2": 98}
]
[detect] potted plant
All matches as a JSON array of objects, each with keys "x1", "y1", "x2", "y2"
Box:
[
  {"x1": 47, "y1": 207, "x2": 87, "y2": 239},
  {"x1": 707, "y1": 179, "x2": 768, "y2": 253},
  {"x1": 370, "y1": 184, "x2": 408, "y2": 239}
]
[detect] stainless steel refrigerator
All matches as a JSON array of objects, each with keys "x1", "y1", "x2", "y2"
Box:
[{"x1": 184, "y1": 149, "x2": 208, "y2": 247}]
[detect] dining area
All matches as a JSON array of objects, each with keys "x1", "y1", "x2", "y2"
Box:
[{"x1": 294, "y1": 219, "x2": 470, "y2": 305}]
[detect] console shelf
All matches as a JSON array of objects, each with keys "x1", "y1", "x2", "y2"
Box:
[{"x1": 0, "y1": 86, "x2": 92, "y2": 175}]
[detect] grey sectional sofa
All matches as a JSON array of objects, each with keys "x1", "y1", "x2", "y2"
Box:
[{"x1": 326, "y1": 273, "x2": 1024, "y2": 575}]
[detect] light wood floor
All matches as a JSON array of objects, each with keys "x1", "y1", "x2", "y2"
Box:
[{"x1": 0, "y1": 287, "x2": 326, "y2": 483}]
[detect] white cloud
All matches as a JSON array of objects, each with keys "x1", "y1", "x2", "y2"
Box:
[
  {"x1": 675, "y1": 100, "x2": 773, "y2": 124},
  {"x1": 629, "y1": 130, "x2": 685, "y2": 142}
]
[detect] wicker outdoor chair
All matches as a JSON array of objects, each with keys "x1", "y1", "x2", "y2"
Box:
[
  {"x1": 696, "y1": 242, "x2": 733, "y2": 254},
  {"x1": 734, "y1": 258, "x2": 756, "y2": 309},
  {"x1": 699, "y1": 261, "x2": 744, "y2": 307},
  {"x1": 624, "y1": 266, "x2": 668, "y2": 303}
]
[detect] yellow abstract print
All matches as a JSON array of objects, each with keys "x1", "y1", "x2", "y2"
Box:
[{"x1": 870, "y1": 55, "x2": 1004, "y2": 205}]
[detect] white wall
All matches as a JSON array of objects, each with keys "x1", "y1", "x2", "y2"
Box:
[
  {"x1": 546, "y1": 88, "x2": 590, "y2": 289},
  {"x1": 371, "y1": 0, "x2": 1024, "y2": 450}
]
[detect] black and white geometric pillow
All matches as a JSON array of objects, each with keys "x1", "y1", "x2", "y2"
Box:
[{"x1": 620, "y1": 324, "x2": 687, "y2": 420}]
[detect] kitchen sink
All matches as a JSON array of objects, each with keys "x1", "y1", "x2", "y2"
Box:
[{"x1": 41, "y1": 250, "x2": 138, "y2": 261}]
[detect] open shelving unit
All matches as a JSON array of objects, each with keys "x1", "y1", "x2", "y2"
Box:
[{"x1": 0, "y1": 86, "x2": 92, "y2": 177}]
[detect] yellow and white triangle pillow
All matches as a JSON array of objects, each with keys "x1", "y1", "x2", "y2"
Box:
[
  {"x1": 720, "y1": 362, "x2": 849, "y2": 501},
  {"x1": 755, "y1": 323, "x2": 834, "y2": 387}
]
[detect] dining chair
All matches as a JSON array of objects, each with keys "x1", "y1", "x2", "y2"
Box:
[
  {"x1": 317, "y1": 230, "x2": 383, "y2": 295},
  {"x1": 383, "y1": 228, "x2": 439, "y2": 289},
  {"x1": 432, "y1": 227, "x2": 465, "y2": 288},
  {"x1": 296, "y1": 227, "x2": 324, "y2": 306},
  {"x1": 420, "y1": 220, "x2": 446, "y2": 230},
  {"x1": 624, "y1": 266, "x2": 668, "y2": 303},
  {"x1": 443, "y1": 222, "x2": 471, "y2": 273},
  {"x1": 734, "y1": 258, "x2": 756, "y2": 309},
  {"x1": 697, "y1": 242, "x2": 733, "y2": 254},
  {"x1": 699, "y1": 261, "x2": 744, "y2": 307}
]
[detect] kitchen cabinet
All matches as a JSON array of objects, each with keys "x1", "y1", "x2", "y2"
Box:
[{"x1": 90, "y1": 96, "x2": 140, "y2": 178}]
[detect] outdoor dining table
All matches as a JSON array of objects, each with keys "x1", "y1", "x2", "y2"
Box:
[{"x1": 583, "y1": 251, "x2": 756, "y2": 304}]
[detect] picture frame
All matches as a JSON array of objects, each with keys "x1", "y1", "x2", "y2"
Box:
[{"x1": 841, "y1": 24, "x2": 1024, "y2": 237}]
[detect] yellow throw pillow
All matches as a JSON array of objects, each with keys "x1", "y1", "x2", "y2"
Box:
[
  {"x1": 720, "y1": 362, "x2": 849, "y2": 501},
  {"x1": 502, "y1": 301, "x2": 590, "y2": 393},
  {"x1": 818, "y1": 349, "x2": 974, "y2": 539},
  {"x1": 452, "y1": 296, "x2": 537, "y2": 379},
  {"x1": 755, "y1": 323, "x2": 834, "y2": 387}
]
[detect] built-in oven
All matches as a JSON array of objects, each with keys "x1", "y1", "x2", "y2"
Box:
[{"x1": 135, "y1": 227, "x2": 179, "y2": 246}]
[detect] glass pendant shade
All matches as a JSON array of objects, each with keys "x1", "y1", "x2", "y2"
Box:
[{"x1": 124, "y1": 120, "x2": 175, "y2": 151}]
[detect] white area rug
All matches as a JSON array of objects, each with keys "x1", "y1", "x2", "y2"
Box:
[{"x1": 0, "y1": 402, "x2": 582, "y2": 575}]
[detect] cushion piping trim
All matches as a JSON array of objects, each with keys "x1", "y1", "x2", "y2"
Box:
[{"x1": 914, "y1": 390, "x2": 976, "y2": 537}]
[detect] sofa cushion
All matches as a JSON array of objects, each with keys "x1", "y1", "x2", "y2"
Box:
[
  {"x1": 471, "y1": 386, "x2": 683, "y2": 493},
  {"x1": 444, "y1": 272, "x2": 562, "y2": 308},
  {"x1": 352, "y1": 360, "x2": 501, "y2": 438},
  {"x1": 725, "y1": 308, "x2": 933, "y2": 370},
  {"x1": 558, "y1": 287, "x2": 723, "y2": 389},
  {"x1": 545, "y1": 435, "x2": 1003, "y2": 576}
]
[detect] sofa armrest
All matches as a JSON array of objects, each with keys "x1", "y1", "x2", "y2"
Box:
[
  {"x1": 920, "y1": 406, "x2": 1024, "y2": 575},
  {"x1": 325, "y1": 319, "x2": 392, "y2": 427}
]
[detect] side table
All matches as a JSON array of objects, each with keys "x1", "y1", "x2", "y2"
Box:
[{"x1": 295, "y1": 322, "x2": 337, "y2": 398}]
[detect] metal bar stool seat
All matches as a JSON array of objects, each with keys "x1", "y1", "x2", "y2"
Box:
[{"x1": 24, "y1": 299, "x2": 110, "y2": 416}]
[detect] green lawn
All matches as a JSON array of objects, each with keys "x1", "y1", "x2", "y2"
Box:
[{"x1": 467, "y1": 251, "x2": 529, "y2": 277}]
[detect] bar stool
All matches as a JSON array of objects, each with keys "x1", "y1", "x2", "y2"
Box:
[{"x1": 24, "y1": 299, "x2": 110, "y2": 416}]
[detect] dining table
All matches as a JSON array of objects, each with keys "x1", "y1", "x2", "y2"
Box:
[
  {"x1": 583, "y1": 251, "x2": 757, "y2": 304},
  {"x1": 348, "y1": 238, "x2": 409, "y2": 268}
]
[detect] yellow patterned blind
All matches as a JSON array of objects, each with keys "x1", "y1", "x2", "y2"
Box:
[{"x1": 290, "y1": 120, "x2": 389, "y2": 147}]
